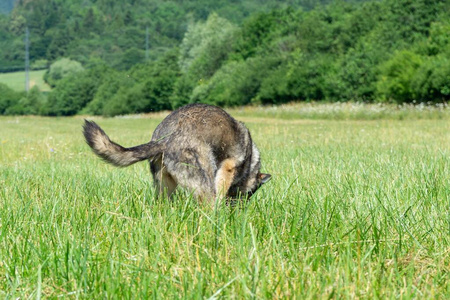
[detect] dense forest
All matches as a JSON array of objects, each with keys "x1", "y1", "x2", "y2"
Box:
[
  {"x1": 0, "y1": 0, "x2": 449, "y2": 116},
  {"x1": 0, "y1": 0, "x2": 364, "y2": 71}
]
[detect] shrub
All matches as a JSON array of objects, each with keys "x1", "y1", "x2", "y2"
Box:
[
  {"x1": 0, "y1": 83, "x2": 23, "y2": 114},
  {"x1": 412, "y1": 55, "x2": 450, "y2": 102},
  {"x1": 258, "y1": 53, "x2": 338, "y2": 104},
  {"x1": 84, "y1": 52, "x2": 179, "y2": 116},
  {"x1": 376, "y1": 50, "x2": 423, "y2": 103},
  {"x1": 45, "y1": 65, "x2": 108, "y2": 116},
  {"x1": 190, "y1": 57, "x2": 273, "y2": 107},
  {"x1": 179, "y1": 13, "x2": 236, "y2": 79},
  {"x1": 170, "y1": 74, "x2": 196, "y2": 109},
  {"x1": 82, "y1": 70, "x2": 134, "y2": 115},
  {"x1": 31, "y1": 59, "x2": 49, "y2": 70},
  {"x1": 44, "y1": 58, "x2": 84, "y2": 87},
  {"x1": 5, "y1": 86, "x2": 46, "y2": 115}
]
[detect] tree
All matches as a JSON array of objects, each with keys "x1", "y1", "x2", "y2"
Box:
[
  {"x1": 376, "y1": 51, "x2": 423, "y2": 103},
  {"x1": 45, "y1": 65, "x2": 108, "y2": 116},
  {"x1": 412, "y1": 55, "x2": 450, "y2": 102},
  {"x1": 0, "y1": 83, "x2": 22, "y2": 114},
  {"x1": 8, "y1": 12, "x2": 26, "y2": 35},
  {"x1": 179, "y1": 13, "x2": 237, "y2": 79},
  {"x1": 44, "y1": 58, "x2": 85, "y2": 87},
  {"x1": 5, "y1": 86, "x2": 45, "y2": 115}
]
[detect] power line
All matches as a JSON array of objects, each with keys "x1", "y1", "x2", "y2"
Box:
[
  {"x1": 145, "y1": 26, "x2": 149, "y2": 61},
  {"x1": 25, "y1": 26, "x2": 30, "y2": 92}
]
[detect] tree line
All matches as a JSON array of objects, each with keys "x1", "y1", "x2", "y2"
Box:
[
  {"x1": 1, "y1": 0, "x2": 347, "y2": 72},
  {"x1": 0, "y1": 0, "x2": 449, "y2": 116}
]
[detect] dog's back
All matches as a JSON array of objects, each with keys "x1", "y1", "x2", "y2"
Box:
[
  {"x1": 152, "y1": 103, "x2": 247, "y2": 165},
  {"x1": 84, "y1": 104, "x2": 270, "y2": 201}
]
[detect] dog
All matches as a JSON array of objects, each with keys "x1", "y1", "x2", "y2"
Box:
[{"x1": 83, "y1": 103, "x2": 271, "y2": 202}]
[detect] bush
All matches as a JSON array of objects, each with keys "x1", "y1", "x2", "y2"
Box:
[
  {"x1": 84, "y1": 51, "x2": 179, "y2": 116},
  {"x1": 5, "y1": 86, "x2": 46, "y2": 115},
  {"x1": 0, "y1": 83, "x2": 23, "y2": 114},
  {"x1": 412, "y1": 55, "x2": 450, "y2": 102},
  {"x1": 258, "y1": 53, "x2": 339, "y2": 104},
  {"x1": 82, "y1": 70, "x2": 134, "y2": 115},
  {"x1": 190, "y1": 57, "x2": 273, "y2": 107},
  {"x1": 179, "y1": 13, "x2": 236, "y2": 79},
  {"x1": 170, "y1": 74, "x2": 196, "y2": 109},
  {"x1": 100, "y1": 84, "x2": 145, "y2": 116},
  {"x1": 45, "y1": 65, "x2": 108, "y2": 116},
  {"x1": 31, "y1": 59, "x2": 49, "y2": 70},
  {"x1": 376, "y1": 50, "x2": 423, "y2": 103},
  {"x1": 44, "y1": 58, "x2": 84, "y2": 87},
  {"x1": 100, "y1": 69, "x2": 176, "y2": 117}
]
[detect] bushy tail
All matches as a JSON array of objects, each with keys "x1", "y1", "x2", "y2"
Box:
[{"x1": 83, "y1": 120, "x2": 164, "y2": 167}]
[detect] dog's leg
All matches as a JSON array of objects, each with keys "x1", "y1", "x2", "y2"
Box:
[
  {"x1": 214, "y1": 158, "x2": 237, "y2": 200},
  {"x1": 160, "y1": 170, "x2": 177, "y2": 198},
  {"x1": 164, "y1": 148, "x2": 216, "y2": 202},
  {"x1": 151, "y1": 155, "x2": 177, "y2": 199}
]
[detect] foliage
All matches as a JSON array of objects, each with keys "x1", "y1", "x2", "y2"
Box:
[
  {"x1": 376, "y1": 51, "x2": 424, "y2": 103},
  {"x1": 44, "y1": 58, "x2": 84, "y2": 87},
  {"x1": 4, "y1": 86, "x2": 46, "y2": 115},
  {"x1": 0, "y1": 83, "x2": 22, "y2": 114},
  {"x1": 412, "y1": 55, "x2": 450, "y2": 103},
  {"x1": 45, "y1": 65, "x2": 108, "y2": 116},
  {"x1": 0, "y1": 0, "x2": 356, "y2": 71},
  {"x1": 191, "y1": 57, "x2": 278, "y2": 106},
  {"x1": 83, "y1": 50, "x2": 180, "y2": 116},
  {"x1": 81, "y1": 70, "x2": 135, "y2": 116},
  {"x1": 0, "y1": 0, "x2": 449, "y2": 115},
  {"x1": 179, "y1": 13, "x2": 237, "y2": 79}
]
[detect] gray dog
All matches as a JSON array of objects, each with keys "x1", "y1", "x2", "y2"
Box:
[{"x1": 83, "y1": 104, "x2": 271, "y2": 202}]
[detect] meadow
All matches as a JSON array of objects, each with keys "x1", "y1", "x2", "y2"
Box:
[
  {"x1": 0, "y1": 70, "x2": 51, "y2": 92},
  {"x1": 0, "y1": 105, "x2": 449, "y2": 298}
]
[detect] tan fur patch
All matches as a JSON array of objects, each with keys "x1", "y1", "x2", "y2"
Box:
[{"x1": 215, "y1": 158, "x2": 237, "y2": 198}]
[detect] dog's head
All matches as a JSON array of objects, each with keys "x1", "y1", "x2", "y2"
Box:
[
  {"x1": 227, "y1": 141, "x2": 271, "y2": 200},
  {"x1": 245, "y1": 172, "x2": 272, "y2": 197},
  {"x1": 228, "y1": 171, "x2": 272, "y2": 199}
]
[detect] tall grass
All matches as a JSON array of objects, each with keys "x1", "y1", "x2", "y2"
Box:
[
  {"x1": 0, "y1": 108, "x2": 449, "y2": 298},
  {"x1": 233, "y1": 102, "x2": 450, "y2": 121}
]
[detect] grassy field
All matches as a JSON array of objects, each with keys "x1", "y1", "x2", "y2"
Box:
[
  {"x1": 0, "y1": 69, "x2": 51, "y2": 92},
  {"x1": 0, "y1": 107, "x2": 449, "y2": 298}
]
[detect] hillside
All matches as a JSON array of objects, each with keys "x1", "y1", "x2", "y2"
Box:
[
  {"x1": 0, "y1": 0, "x2": 369, "y2": 72},
  {"x1": 0, "y1": 0, "x2": 449, "y2": 116}
]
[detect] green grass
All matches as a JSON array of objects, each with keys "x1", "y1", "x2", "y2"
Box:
[
  {"x1": 0, "y1": 107, "x2": 449, "y2": 298},
  {"x1": 0, "y1": 69, "x2": 51, "y2": 92}
]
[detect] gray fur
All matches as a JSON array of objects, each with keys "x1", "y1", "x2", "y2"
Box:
[{"x1": 83, "y1": 104, "x2": 271, "y2": 201}]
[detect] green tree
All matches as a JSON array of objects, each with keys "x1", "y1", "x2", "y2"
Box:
[
  {"x1": 44, "y1": 58, "x2": 85, "y2": 87},
  {"x1": 191, "y1": 57, "x2": 275, "y2": 106},
  {"x1": 45, "y1": 65, "x2": 108, "y2": 116},
  {"x1": 8, "y1": 12, "x2": 26, "y2": 35},
  {"x1": 5, "y1": 86, "x2": 46, "y2": 115},
  {"x1": 0, "y1": 83, "x2": 22, "y2": 114},
  {"x1": 82, "y1": 70, "x2": 134, "y2": 115},
  {"x1": 412, "y1": 55, "x2": 450, "y2": 102},
  {"x1": 376, "y1": 51, "x2": 423, "y2": 103},
  {"x1": 179, "y1": 13, "x2": 237, "y2": 79}
]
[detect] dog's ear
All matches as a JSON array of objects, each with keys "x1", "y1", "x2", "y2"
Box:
[{"x1": 259, "y1": 173, "x2": 272, "y2": 184}]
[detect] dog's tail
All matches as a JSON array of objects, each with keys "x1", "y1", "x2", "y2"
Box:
[{"x1": 83, "y1": 120, "x2": 164, "y2": 167}]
